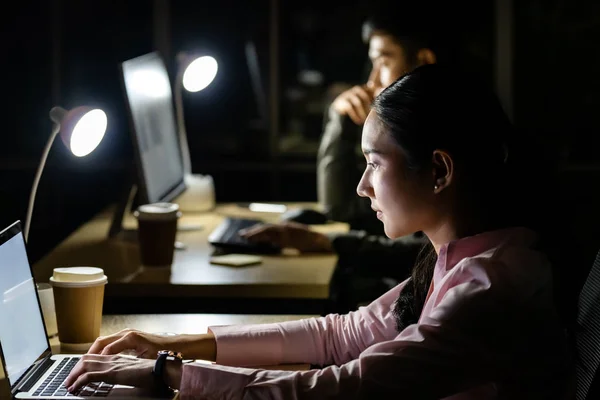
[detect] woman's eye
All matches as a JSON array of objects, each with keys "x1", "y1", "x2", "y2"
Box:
[{"x1": 366, "y1": 162, "x2": 378, "y2": 170}]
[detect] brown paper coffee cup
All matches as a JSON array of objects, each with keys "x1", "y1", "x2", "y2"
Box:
[
  {"x1": 134, "y1": 203, "x2": 181, "y2": 267},
  {"x1": 49, "y1": 267, "x2": 107, "y2": 351}
]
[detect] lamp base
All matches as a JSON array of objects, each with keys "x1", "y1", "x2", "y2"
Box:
[{"x1": 176, "y1": 174, "x2": 216, "y2": 213}]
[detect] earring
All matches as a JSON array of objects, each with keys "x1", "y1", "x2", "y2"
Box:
[{"x1": 434, "y1": 185, "x2": 439, "y2": 191}]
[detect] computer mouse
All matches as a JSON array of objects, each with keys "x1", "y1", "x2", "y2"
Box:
[{"x1": 280, "y1": 208, "x2": 328, "y2": 225}]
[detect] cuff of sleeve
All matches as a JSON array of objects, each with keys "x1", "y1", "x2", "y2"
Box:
[
  {"x1": 209, "y1": 324, "x2": 283, "y2": 367},
  {"x1": 180, "y1": 362, "x2": 254, "y2": 400}
]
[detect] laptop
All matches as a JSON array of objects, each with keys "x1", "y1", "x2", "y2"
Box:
[{"x1": 0, "y1": 221, "x2": 174, "y2": 399}]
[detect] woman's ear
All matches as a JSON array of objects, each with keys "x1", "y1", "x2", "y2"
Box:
[
  {"x1": 416, "y1": 48, "x2": 437, "y2": 66},
  {"x1": 431, "y1": 150, "x2": 454, "y2": 193}
]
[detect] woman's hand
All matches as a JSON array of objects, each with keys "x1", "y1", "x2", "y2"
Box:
[
  {"x1": 87, "y1": 329, "x2": 179, "y2": 358},
  {"x1": 87, "y1": 329, "x2": 216, "y2": 361},
  {"x1": 239, "y1": 222, "x2": 333, "y2": 253},
  {"x1": 63, "y1": 354, "x2": 182, "y2": 393}
]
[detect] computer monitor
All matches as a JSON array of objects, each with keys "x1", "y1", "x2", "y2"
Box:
[
  {"x1": 121, "y1": 52, "x2": 186, "y2": 204},
  {"x1": 244, "y1": 40, "x2": 269, "y2": 130},
  {"x1": 109, "y1": 52, "x2": 187, "y2": 238}
]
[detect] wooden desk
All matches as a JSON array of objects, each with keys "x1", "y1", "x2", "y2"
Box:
[
  {"x1": 0, "y1": 313, "x2": 314, "y2": 397},
  {"x1": 33, "y1": 203, "x2": 348, "y2": 314}
]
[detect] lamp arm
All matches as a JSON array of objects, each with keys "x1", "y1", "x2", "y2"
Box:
[
  {"x1": 175, "y1": 67, "x2": 192, "y2": 176},
  {"x1": 24, "y1": 123, "x2": 60, "y2": 242}
]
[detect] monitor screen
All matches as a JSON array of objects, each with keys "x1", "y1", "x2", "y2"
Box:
[
  {"x1": 120, "y1": 52, "x2": 186, "y2": 204},
  {"x1": 0, "y1": 224, "x2": 49, "y2": 386}
]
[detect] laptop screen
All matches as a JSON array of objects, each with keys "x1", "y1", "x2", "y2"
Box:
[{"x1": 0, "y1": 224, "x2": 49, "y2": 386}]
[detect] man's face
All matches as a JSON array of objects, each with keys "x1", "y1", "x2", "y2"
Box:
[{"x1": 367, "y1": 32, "x2": 415, "y2": 97}]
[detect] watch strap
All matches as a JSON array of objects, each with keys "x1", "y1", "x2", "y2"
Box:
[{"x1": 152, "y1": 350, "x2": 182, "y2": 393}]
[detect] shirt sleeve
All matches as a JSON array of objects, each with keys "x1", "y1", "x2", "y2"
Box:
[
  {"x1": 208, "y1": 280, "x2": 406, "y2": 368},
  {"x1": 178, "y1": 257, "x2": 568, "y2": 399}
]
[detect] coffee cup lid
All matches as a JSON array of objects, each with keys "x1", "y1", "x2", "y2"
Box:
[
  {"x1": 134, "y1": 202, "x2": 180, "y2": 221},
  {"x1": 50, "y1": 267, "x2": 107, "y2": 288}
]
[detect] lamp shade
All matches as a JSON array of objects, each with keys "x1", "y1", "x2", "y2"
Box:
[
  {"x1": 181, "y1": 55, "x2": 218, "y2": 92},
  {"x1": 25, "y1": 105, "x2": 108, "y2": 242},
  {"x1": 49, "y1": 106, "x2": 107, "y2": 157}
]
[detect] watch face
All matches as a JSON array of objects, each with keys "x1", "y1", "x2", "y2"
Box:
[{"x1": 158, "y1": 350, "x2": 183, "y2": 360}]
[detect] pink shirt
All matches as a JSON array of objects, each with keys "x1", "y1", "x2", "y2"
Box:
[{"x1": 179, "y1": 227, "x2": 570, "y2": 399}]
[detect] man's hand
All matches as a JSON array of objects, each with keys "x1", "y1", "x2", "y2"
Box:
[
  {"x1": 331, "y1": 85, "x2": 375, "y2": 125},
  {"x1": 239, "y1": 222, "x2": 333, "y2": 253}
]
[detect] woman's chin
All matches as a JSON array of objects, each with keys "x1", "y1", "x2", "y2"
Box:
[
  {"x1": 383, "y1": 224, "x2": 409, "y2": 240},
  {"x1": 381, "y1": 214, "x2": 408, "y2": 238},
  {"x1": 383, "y1": 226, "x2": 398, "y2": 239}
]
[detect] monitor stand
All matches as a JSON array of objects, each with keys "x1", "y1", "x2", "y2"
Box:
[{"x1": 108, "y1": 181, "x2": 138, "y2": 240}]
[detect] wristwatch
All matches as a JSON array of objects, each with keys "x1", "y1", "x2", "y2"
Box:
[{"x1": 152, "y1": 350, "x2": 183, "y2": 393}]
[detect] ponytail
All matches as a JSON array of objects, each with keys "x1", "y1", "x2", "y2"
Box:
[{"x1": 393, "y1": 242, "x2": 436, "y2": 332}]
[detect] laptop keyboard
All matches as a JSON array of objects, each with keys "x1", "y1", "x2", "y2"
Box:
[{"x1": 32, "y1": 357, "x2": 113, "y2": 397}]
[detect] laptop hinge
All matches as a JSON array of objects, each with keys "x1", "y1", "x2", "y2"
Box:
[{"x1": 12, "y1": 353, "x2": 54, "y2": 396}]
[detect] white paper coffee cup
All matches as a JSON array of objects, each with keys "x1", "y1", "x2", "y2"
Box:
[{"x1": 49, "y1": 267, "x2": 107, "y2": 351}]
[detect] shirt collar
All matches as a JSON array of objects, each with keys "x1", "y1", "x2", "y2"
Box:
[{"x1": 436, "y1": 226, "x2": 538, "y2": 276}]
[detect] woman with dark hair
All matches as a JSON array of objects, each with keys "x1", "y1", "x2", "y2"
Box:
[
  {"x1": 318, "y1": 0, "x2": 455, "y2": 231},
  {"x1": 238, "y1": 1, "x2": 472, "y2": 312},
  {"x1": 65, "y1": 65, "x2": 570, "y2": 399}
]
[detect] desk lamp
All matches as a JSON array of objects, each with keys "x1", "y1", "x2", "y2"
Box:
[
  {"x1": 173, "y1": 53, "x2": 218, "y2": 176},
  {"x1": 24, "y1": 106, "x2": 107, "y2": 242}
]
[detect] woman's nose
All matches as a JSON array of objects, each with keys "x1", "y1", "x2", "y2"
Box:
[{"x1": 357, "y1": 171, "x2": 372, "y2": 198}]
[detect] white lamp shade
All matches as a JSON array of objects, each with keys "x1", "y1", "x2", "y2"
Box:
[
  {"x1": 69, "y1": 109, "x2": 107, "y2": 156},
  {"x1": 182, "y1": 56, "x2": 218, "y2": 92},
  {"x1": 50, "y1": 106, "x2": 107, "y2": 157}
]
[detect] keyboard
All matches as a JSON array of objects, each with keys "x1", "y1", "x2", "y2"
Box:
[
  {"x1": 32, "y1": 357, "x2": 113, "y2": 397},
  {"x1": 208, "y1": 218, "x2": 281, "y2": 254}
]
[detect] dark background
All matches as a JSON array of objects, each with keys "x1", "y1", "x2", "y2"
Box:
[{"x1": 1, "y1": 0, "x2": 599, "y2": 264}]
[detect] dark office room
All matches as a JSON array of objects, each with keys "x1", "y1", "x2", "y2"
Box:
[{"x1": 1, "y1": 0, "x2": 600, "y2": 398}]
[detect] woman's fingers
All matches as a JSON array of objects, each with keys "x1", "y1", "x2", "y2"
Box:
[
  {"x1": 101, "y1": 331, "x2": 146, "y2": 357},
  {"x1": 67, "y1": 371, "x2": 107, "y2": 393},
  {"x1": 64, "y1": 355, "x2": 113, "y2": 389},
  {"x1": 88, "y1": 329, "x2": 137, "y2": 355}
]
